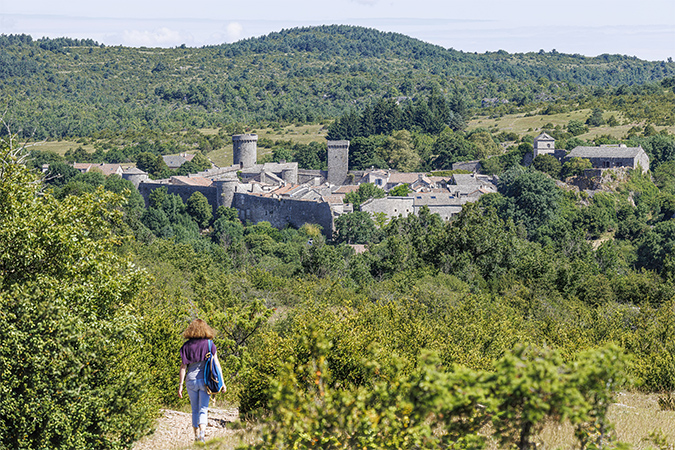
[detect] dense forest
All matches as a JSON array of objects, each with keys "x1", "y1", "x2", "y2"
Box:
[
  {"x1": 1, "y1": 25, "x2": 674, "y2": 140},
  {"x1": 2, "y1": 25, "x2": 675, "y2": 450}
]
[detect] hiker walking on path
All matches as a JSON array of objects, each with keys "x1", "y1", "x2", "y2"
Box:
[{"x1": 178, "y1": 319, "x2": 223, "y2": 443}]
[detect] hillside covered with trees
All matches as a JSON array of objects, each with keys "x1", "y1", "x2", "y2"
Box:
[{"x1": 1, "y1": 25, "x2": 674, "y2": 140}]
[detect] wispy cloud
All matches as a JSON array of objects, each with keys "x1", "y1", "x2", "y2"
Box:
[
  {"x1": 225, "y1": 22, "x2": 244, "y2": 42},
  {"x1": 121, "y1": 27, "x2": 187, "y2": 47}
]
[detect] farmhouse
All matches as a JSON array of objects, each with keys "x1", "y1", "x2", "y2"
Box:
[{"x1": 566, "y1": 145, "x2": 650, "y2": 173}]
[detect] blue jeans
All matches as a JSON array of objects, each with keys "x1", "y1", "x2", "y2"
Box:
[
  {"x1": 186, "y1": 360, "x2": 210, "y2": 428},
  {"x1": 187, "y1": 378, "x2": 210, "y2": 428}
]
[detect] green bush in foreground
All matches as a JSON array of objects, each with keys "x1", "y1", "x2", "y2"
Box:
[
  {"x1": 244, "y1": 328, "x2": 627, "y2": 450},
  {"x1": 0, "y1": 138, "x2": 157, "y2": 449}
]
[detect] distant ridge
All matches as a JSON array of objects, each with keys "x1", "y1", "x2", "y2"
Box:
[{"x1": 0, "y1": 25, "x2": 673, "y2": 138}]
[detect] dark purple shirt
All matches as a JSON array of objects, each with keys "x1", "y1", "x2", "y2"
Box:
[{"x1": 180, "y1": 338, "x2": 216, "y2": 366}]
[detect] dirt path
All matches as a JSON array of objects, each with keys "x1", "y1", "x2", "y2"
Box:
[{"x1": 134, "y1": 407, "x2": 240, "y2": 450}]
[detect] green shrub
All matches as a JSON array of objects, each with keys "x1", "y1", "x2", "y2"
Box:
[{"x1": 0, "y1": 141, "x2": 157, "y2": 449}]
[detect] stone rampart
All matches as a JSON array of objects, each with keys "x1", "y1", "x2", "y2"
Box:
[
  {"x1": 138, "y1": 182, "x2": 219, "y2": 214},
  {"x1": 233, "y1": 193, "x2": 334, "y2": 236}
]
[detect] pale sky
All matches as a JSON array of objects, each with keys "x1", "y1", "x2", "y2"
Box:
[{"x1": 1, "y1": 0, "x2": 673, "y2": 61}]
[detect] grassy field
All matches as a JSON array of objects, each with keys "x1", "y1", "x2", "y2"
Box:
[
  {"x1": 23, "y1": 123, "x2": 328, "y2": 168},
  {"x1": 25, "y1": 140, "x2": 95, "y2": 156},
  {"x1": 205, "y1": 124, "x2": 328, "y2": 167},
  {"x1": 468, "y1": 109, "x2": 675, "y2": 141}
]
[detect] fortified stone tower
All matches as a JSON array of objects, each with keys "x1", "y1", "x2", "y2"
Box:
[
  {"x1": 327, "y1": 140, "x2": 349, "y2": 186},
  {"x1": 232, "y1": 134, "x2": 258, "y2": 168}
]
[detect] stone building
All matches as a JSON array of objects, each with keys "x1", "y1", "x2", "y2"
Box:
[
  {"x1": 566, "y1": 145, "x2": 650, "y2": 173},
  {"x1": 533, "y1": 132, "x2": 556, "y2": 158},
  {"x1": 162, "y1": 153, "x2": 195, "y2": 170},
  {"x1": 121, "y1": 167, "x2": 149, "y2": 188}
]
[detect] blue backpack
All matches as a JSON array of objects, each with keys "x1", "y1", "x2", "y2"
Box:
[{"x1": 204, "y1": 340, "x2": 226, "y2": 394}]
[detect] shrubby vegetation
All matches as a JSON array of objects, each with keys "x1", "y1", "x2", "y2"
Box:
[
  {"x1": 5, "y1": 122, "x2": 675, "y2": 447},
  {"x1": 3, "y1": 25, "x2": 675, "y2": 449},
  {"x1": 0, "y1": 137, "x2": 156, "y2": 449}
]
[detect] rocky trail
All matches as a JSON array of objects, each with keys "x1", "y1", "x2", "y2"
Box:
[{"x1": 133, "y1": 407, "x2": 242, "y2": 450}]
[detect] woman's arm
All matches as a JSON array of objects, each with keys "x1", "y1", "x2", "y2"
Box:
[{"x1": 178, "y1": 363, "x2": 187, "y2": 398}]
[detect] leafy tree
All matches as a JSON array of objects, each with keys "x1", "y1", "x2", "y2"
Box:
[
  {"x1": 467, "y1": 129, "x2": 501, "y2": 159},
  {"x1": 562, "y1": 157, "x2": 593, "y2": 178},
  {"x1": 104, "y1": 174, "x2": 145, "y2": 210},
  {"x1": 488, "y1": 347, "x2": 576, "y2": 450},
  {"x1": 45, "y1": 161, "x2": 80, "y2": 186},
  {"x1": 148, "y1": 186, "x2": 186, "y2": 222},
  {"x1": 64, "y1": 146, "x2": 93, "y2": 163},
  {"x1": 348, "y1": 135, "x2": 387, "y2": 170},
  {"x1": 136, "y1": 152, "x2": 167, "y2": 176},
  {"x1": 0, "y1": 139, "x2": 156, "y2": 449},
  {"x1": 532, "y1": 154, "x2": 562, "y2": 179},
  {"x1": 186, "y1": 191, "x2": 213, "y2": 228},
  {"x1": 216, "y1": 205, "x2": 241, "y2": 222},
  {"x1": 272, "y1": 147, "x2": 293, "y2": 163},
  {"x1": 567, "y1": 119, "x2": 588, "y2": 136},
  {"x1": 212, "y1": 216, "x2": 245, "y2": 246},
  {"x1": 653, "y1": 161, "x2": 675, "y2": 194},
  {"x1": 586, "y1": 108, "x2": 606, "y2": 127},
  {"x1": 498, "y1": 169, "x2": 563, "y2": 236},
  {"x1": 389, "y1": 183, "x2": 411, "y2": 197},
  {"x1": 383, "y1": 130, "x2": 419, "y2": 172},
  {"x1": 432, "y1": 129, "x2": 475, "y2": 169},
  {"x1": 344, "y1": 183, "x2": 386, "y2": 210},
  {"x1": 27, "y1": 149, "x2": 64, "y2": 171},
  {"x1": 334, "y1": 211, "x2": 381, "y2": 244},
  {"x1": 294, "y1": 142, "x2": 325, "y2": 170},
  {"x1": 637, "y1": 220, "x2": 675, "y2": 274}
]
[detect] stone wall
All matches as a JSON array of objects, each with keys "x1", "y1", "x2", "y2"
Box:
[
  {"x1": 233, "y1": 193, "x2": 335, "y2": 236},
  {"x1": 138, "y1": 182, "x2": 220, "y2": 214},
  {"x1": 361, "y1": 197, "x2": 414, "y2": 219}
]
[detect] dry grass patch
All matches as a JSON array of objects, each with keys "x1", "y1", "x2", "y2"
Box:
[
  {"x1": 501, "y1": 391, "x2": 675, "y2": 450},
  {"x1": 466, "y1": 109, "x2": 675, "y2": 140},
  {"x1": 253, "y1": 123, "x2": 328, "y2": 145},
  {"x1": 26, "y1": 140, "x2": 95, "y2": 156}
]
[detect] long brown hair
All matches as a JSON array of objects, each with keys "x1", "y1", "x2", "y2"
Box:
[{"x1": 182, "y1": 319, "x2": 216, "y2": 340}]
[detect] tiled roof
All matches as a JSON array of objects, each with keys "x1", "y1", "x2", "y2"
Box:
[
  {"x1": 270, "y1": 184, "x2": 297, "y2": 196},
  {"x1": 568, "y1": 146, "x2": 643, "y2": 159},
  {"x1": 73, "y1": 163, "x2": 93, "y2": 171},
  {"x1": 99, "y1": 164, "x2": 122, "y2": 176},
  {"x1": 334, "y1": 185, "x2": 360, "y2": 194},
  {"x1": 535, "y1": 132, "x2": 555, "y2": 141},
  {"x1": 388, "y1": 173, "x2": 420, "y2": 183},
  {"x1": 452, "y1": 174, "x2": 487, "y2": 185},
  {"x1": 162, "y1": 154, "x2": 188, "y2": 168},
  {"x1": 322, "y1": 195, "x2": 346, "y2": 204},
  {"x1": 124, "y1": 167, "x2": 147, "y2": 174},
  {"x1": 169, "y1": 176, "x2": 212, "y2": 186}
]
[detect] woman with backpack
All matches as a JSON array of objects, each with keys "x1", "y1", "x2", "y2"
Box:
[{"x1": 178, "y1": 319, "x2": 224, "y2": 443}]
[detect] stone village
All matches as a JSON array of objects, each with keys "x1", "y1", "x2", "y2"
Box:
[{"x1": 72, "y1": 133, "x2": 650, "y2": 237}]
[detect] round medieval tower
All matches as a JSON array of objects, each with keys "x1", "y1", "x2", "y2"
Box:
[{"x1": 232, "y1": 134, "x2": 258, "y2": 168}]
